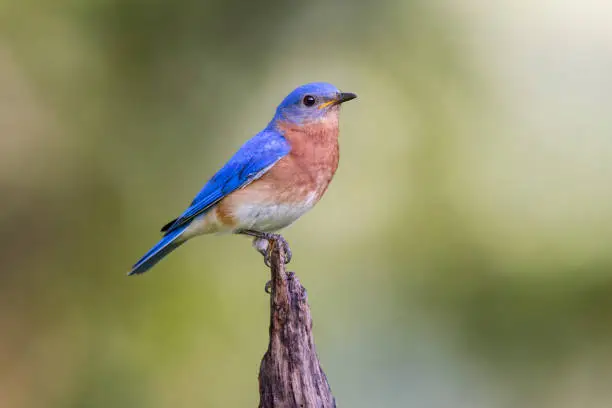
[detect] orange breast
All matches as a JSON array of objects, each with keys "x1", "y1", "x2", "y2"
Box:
[
  {"x1": 211, "y1": 120, "x2": 340, "y2": 231},
  {"x1": 271, "y1": 119, "x2": 340, "y2": 201}
]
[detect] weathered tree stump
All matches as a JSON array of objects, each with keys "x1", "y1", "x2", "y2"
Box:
[{"x1": 258, "y1": 240, "x2": 336, "y2": 408}]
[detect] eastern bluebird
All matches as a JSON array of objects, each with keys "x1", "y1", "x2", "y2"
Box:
[{"x1": 129, "y1": 82, "x2": 356, "y2": 275}]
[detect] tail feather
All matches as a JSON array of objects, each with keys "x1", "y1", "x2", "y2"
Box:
[{"x1": 129, "y1": 226, "x2": 187, "y2": 276}]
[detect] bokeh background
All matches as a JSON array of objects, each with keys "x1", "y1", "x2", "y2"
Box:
[{"x1": 2, "y1": 0, "x2": 612, "y2": 407}]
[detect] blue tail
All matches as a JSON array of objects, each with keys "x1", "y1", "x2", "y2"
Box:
[{"x1": 129, "y1": 226, "x2": 187, "y2": 275}]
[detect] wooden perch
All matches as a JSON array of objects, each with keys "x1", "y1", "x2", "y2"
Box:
[{"x1": 258, "y1": 239, "x2": 336, "y2": 408}]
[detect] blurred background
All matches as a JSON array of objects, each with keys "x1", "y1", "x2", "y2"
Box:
[{"x1": 2, "y1": 0, "x2": 612, "y2": 407}]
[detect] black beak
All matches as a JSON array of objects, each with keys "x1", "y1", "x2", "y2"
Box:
[{"x1": 337, "y1": 92, "x2": 357, "y2": 104}]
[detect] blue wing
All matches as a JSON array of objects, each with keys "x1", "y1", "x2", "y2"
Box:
[{"x1": 162, "y1": 129, "x2": 291, "y2": 234}]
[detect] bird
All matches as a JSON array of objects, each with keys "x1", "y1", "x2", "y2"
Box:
[{"x1": 129, "y1": 82, "x2": 357, "y2": 276}]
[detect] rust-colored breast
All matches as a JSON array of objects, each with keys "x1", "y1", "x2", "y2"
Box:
[
  {"x1": 265, "y1": 120, "x2": 340, "y2": 203},
  {"x1": 210, "y1": 118, "x2": 341, "y2": 232}
]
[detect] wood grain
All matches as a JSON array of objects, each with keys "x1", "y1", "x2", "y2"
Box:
[{"x1": 258, "y1": 239, "x2": 336, "y2": 408}]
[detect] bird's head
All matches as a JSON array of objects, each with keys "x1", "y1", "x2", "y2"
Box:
[{"x1": 271, "y1": 82, "x2": 357, "y2": 126}]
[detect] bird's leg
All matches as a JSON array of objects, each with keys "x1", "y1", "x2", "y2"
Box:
[{"x1": 238, "y1": 229, "x2": 292, "y2": 266}]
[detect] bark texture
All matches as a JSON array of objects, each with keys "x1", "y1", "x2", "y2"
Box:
[{"x1": 258, "y1": 241, "x2": 335, "y2": 408}]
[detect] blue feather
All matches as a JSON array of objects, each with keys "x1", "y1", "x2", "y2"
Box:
[
  {"x1": 129, "y1": 82, "x2": 349, "y2": 275},
  {"x1": 162, "y1": 128, "x2": 290, "y2": 234},
  {"x1": 129, "y1": 226, "x2": 187, "y2": 275}
]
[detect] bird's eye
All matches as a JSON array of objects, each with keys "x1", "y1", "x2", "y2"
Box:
[{"x1": 303, "y1": 95, "x2": 316, "y2": 107}]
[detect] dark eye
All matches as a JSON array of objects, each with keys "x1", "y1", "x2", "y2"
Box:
[{"x1": 303, "y1": 95, "x2": 316, "y2": 107}]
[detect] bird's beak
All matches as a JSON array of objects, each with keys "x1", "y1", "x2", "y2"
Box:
[
  {"x1": 318, "y1": 92, "x2": 358, "y2": 109},
  {"x1": 337, "y1": 92, "x2": 357, "y2": 104}
]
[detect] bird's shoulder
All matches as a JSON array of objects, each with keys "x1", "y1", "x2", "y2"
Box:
[
  {"x1": 191, "y1": 128, "x2": 291, "y2": 203},
  {"x1": 162, "y1": 128, "x2": 291, "y2": 234},
  {"x1": 234, "y1": 128, "x2": 291, "y2": 158}
]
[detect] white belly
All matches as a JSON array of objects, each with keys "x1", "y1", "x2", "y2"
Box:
[
  {"x1": 181, "y1": 191, "x2": 321, "y2": 238},
  {"x1": 232, "y1": 196, "x2": 317, "y2": 232}
]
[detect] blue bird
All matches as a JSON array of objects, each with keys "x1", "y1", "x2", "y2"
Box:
[{"x1": 129, "y1": 82, "x2": 356, "y2": 275}]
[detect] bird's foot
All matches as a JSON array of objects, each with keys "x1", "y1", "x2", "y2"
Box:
[
  {"x1": 243, "y1": 230, "x2": 292, "y2": 266},
  {"x1": 252, "y1": 237, "x2": 270, "y2": 259},
  {"x1": 263, "y1": 233, "x2": 292, "y2": 267},
  {"x1": 264, "y1": 271, "x2": 296, "y2": 294}
]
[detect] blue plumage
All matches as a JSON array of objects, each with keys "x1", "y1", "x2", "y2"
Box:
[
  {"x1": 163, "y1": 129, "x2": 291, "y2": 234},
  {"x1": 273, "y1": 82, "x2": 342, "y2": 124},
  {"x1": 130, "y1": 226, "x2": 187, "y2": 275},
  {"x1": 129, "y1": 129, "x2": 290, "y2": 275},
  {"x1": 129, "y1": 82, "x2": 356, "y2": 276}
]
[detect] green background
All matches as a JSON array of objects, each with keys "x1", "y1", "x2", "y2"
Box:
[{"x1": 2, "y1": 1, "x2": 612, "y2": 407}]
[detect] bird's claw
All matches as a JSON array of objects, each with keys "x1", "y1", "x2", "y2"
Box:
[
  {"x1": 264, "y1": 254, "x2": 272, "y2": 268},
  {"x1": 271, "y1": 234, "x2": 292, "y2": 265},
  {"x1": 253, "y1": 233, "x2": 291, "y2": 266},
  {"x1": 264, "y1": 272, "x2": 295, "y2": 294},
  {"x1": 244, "y1": 230, "x2": 292, "y2": 266}
]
